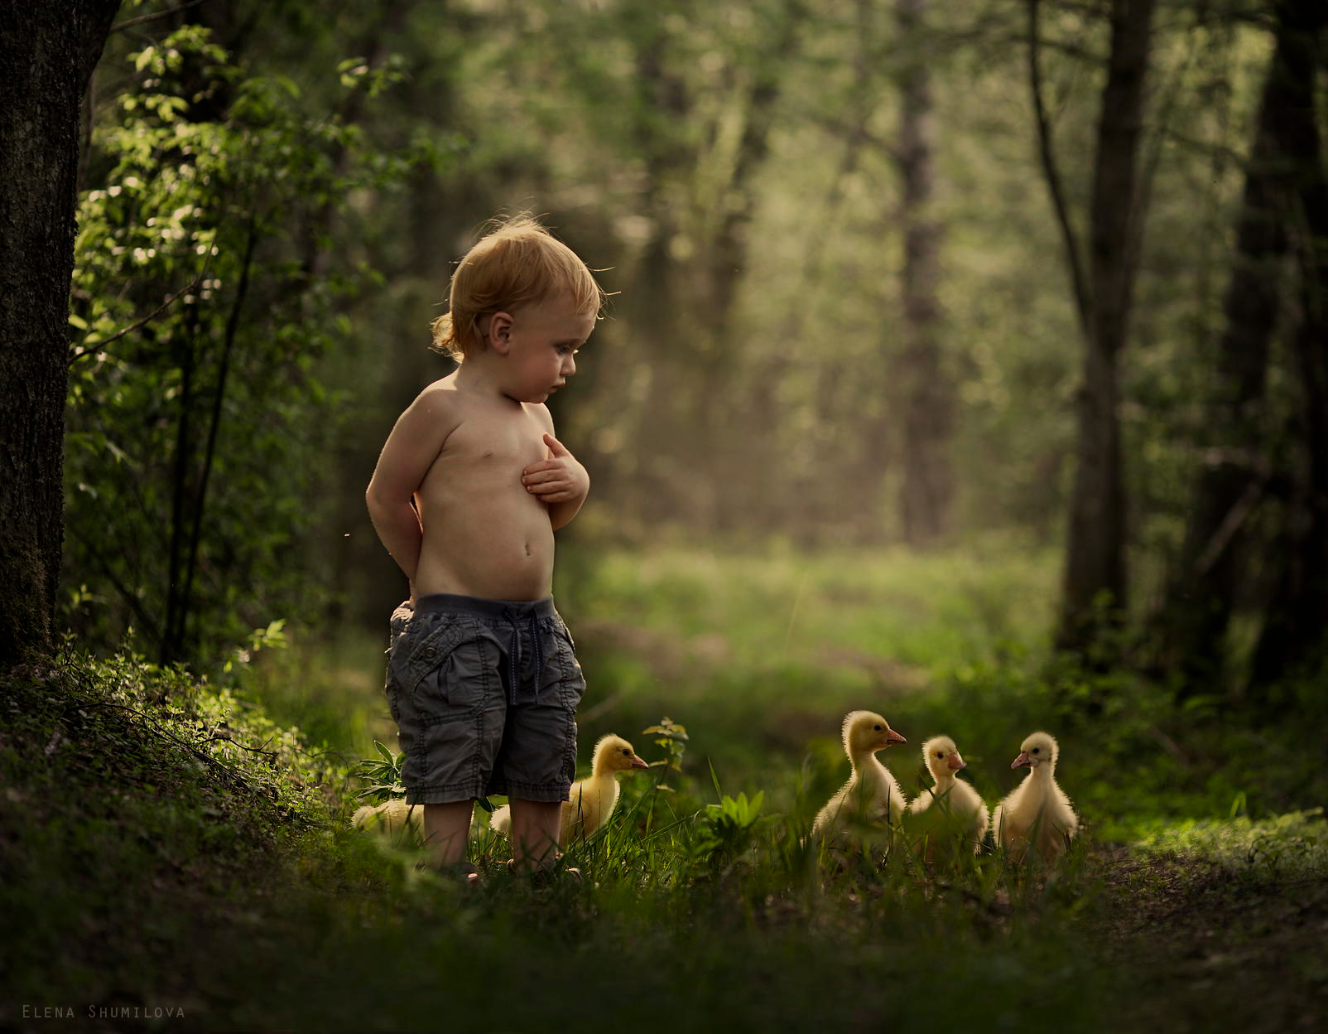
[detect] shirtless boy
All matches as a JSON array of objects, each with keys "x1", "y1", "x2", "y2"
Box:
[{"x1": 366, "y1": 217, "x2": 603, "y2": 878}]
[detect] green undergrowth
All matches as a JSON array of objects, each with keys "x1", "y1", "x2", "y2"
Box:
[
  {"x1": 0, "y1": 648, "x2": 346, "y2": 1020},
  {"x1": 7, "y1": 544, "x2": 1324, "y2": 1030},
  {"x1": 549, "y1": 543, "x2": 1328, "y2": 838},
  {"x1": 2, "y1": 636, "x2": 1324, "y2": 1031},
  {"x1": 1135, "y1": 809, "x2": 1328, "y2": 879}
]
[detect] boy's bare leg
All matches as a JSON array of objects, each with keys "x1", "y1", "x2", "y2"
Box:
[
  {"x1": 509, "y1": 799, "x2": 562, "y2": 871},
  {"x1": 423, "y1": 801, "x2": 474, "y2": 869}
]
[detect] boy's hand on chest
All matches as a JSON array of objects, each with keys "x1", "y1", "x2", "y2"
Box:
[{"x1": 521, "y1": 432, "x2": 589, "y2": 504}]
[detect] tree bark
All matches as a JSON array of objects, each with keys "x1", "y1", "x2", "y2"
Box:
[
  {"x1": 895, "y1": 0, "x2": 953, "y2": 546},
  {"x1": 1051, "y1": 0, "x2": 1157, "y2": 654},
  {"x1": 1250, "y1": 0, "x2": 1328, "y2": 688},
  {"x1": 1158, "y1": 0, "x2": 1311, "y2": 687},
  {"x1": 0, "y1": 0, "x2": 121, "y2": 670}
]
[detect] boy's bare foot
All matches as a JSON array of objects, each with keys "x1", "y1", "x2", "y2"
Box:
[
  {"x1": 506, "y1": 857, "x2": 582, "y2": 887},
  {"x1": 417, "y1": 859, "x2": 481, "y2": 886}
]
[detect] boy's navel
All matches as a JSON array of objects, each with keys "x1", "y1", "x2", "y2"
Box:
[{"x1": 524, "y1": 543, "x2": 532, "y2": 556}]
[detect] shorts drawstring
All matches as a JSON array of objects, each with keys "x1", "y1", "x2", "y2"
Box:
[{"x1": 503, "y1": 607, "x2": 544, "y2": 706}]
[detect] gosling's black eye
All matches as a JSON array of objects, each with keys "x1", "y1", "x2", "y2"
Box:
[
  {"x1": 621, "y1": 748, "x2": 631, "y2": 756},
  {"x1": 1031, "y1": 747, "x2": 1040, "y2": 754},
  {"x1": 873, "y1": 724, "x2": 882, "y2": 732},
  {"x1": 936, "y1": 752, "x2": 945, "y2": 759}
]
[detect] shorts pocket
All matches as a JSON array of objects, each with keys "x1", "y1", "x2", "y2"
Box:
[
  {"x1": 428, "y1": 636, "x2": 489, "y2": 714},
  {"x1": 389, "y1": 614, "x2": 468, "y2": 703}
]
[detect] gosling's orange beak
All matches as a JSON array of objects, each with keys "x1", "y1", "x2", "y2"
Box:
[
  {"x1": 947, "y1": 752, "x2": 967, "y2": 771},
  {"x1": 886, "y1": 729, "x2": 907, "y2": 745},
  {"x1": 1011, "y1": 751, "x2": 1031, "y2": 769},
  {"x1": 630, "y1": 755, "x2": 650, "y2": 770}
]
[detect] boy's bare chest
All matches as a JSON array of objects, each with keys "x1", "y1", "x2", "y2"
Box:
[{"x1": 442, "y1": 407, "x2": 547, "y2": 474}]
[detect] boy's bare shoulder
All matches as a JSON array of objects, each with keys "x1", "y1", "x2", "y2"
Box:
[
  {"x1": 416, "y1": 372, "x2": 463, "y2": 404},
  {"x1": 383, "y1": 375, "x2": 466, "y2": 459},
  {"x1": 370, "y1": 375, "x2": 468, "y2": 500},
  {"x1": 407, "y1": 374, "x2": 467, "y2": 424}
]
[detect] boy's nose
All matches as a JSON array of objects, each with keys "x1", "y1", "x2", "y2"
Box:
[{"x1": 562, "y1": 354, "x2": 576, "y2": 377}]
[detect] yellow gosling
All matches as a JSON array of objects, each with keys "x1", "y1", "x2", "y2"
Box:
[
  {"x1": 812, "y1": 710, "x2": 909, "y2": 840},
  {"x1": 490, "y1": 733, "x2": 649, "y2": 845},
  {"x1": 351, "y1": 798, "x2": 424, "y2": 840},
  {"x1": 907, "y1": 735, "x2": 989, "y2": 864},
  {"x1": 993, "y1": 731, "x2": 1079, "y2": 865}
]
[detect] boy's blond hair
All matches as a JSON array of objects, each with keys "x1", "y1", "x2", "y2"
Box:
[{"x1": 430, "y1": 215, "x2": 604, "y2": 361}]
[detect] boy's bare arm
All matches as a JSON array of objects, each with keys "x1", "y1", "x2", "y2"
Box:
[
  {"x1": 366, "y1": 385, "x2": 459, "y2": 586},
  {"x1": 522, "y1": 417, "x2": 589, "y2": 532}
]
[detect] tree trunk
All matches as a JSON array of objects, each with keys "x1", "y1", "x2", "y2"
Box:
[
  {"x1": 895, "y1": 0, "x2": 953, "y2": 546},
  {"x1": 1053, "y1": 0, "x2": 1157, "y2": 654},
  {"x1": 1158, "y1": 0, "x2": 1310, "y2": 687},
  {"x1": 624, "y1": 28, "x2": 697, "y2": 528},
  {"x1": 0, "y1": 0, "x2": 121, "y2": 670},
  {"x1": 1250, "y1": 0, "x2": 1328, "y2": 688},
  {"x1": 706, "y1": 0, "x2": 802, "y2": 533}
]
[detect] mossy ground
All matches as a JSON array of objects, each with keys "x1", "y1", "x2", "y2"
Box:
[{"x1": 2, "y1": 545, "x2": 1324, "y2": 1032}]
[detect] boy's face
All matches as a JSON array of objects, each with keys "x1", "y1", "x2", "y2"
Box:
[{"x1": 496, "y1": 295, "x2": 596, "y2": 404}]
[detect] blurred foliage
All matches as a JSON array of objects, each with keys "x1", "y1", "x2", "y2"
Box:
[{"x1": 65, "y1": 13, "x2": 440, "y2": 665}]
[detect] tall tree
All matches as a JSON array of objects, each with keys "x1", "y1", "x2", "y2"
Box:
[
  {"x1": 704, "y1": 0, "x2": 804, "y2": 532},
  {"x1": 1250, "y1": 0, "x2": 1328, "y2": 688},
  {"x1": 1027, "y1": 0, "x2": 1158, "y2": 653},
  {"x1": 894, "y1": 0, "x2": 953, "y2": 546},
  {"x1": 0, "y1": 0, "x2": 121, "y2": 670},
  {"x1": 1157, "y1": 0, "x2": 1314, "y2": 687}
]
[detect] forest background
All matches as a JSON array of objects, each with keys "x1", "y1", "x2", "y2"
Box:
[
  {"x1": 2, "y1": 0, "x2": 1327, "y2": 1029},
  {"x1": 40, "y1": 0, "x2": 1328, "y2": 687}
]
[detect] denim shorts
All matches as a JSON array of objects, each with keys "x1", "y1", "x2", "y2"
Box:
[{"x1": 383, "y1": 594, "x2": 586, "y2": 805}]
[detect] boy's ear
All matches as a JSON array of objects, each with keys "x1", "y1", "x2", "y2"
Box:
[{"x1": 487, "y1": 311, "x2": 514, "y2": 354}]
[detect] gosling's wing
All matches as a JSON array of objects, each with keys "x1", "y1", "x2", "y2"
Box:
[
  {"x1": 876, "y1": 768, "x2": 908, "y2": 825},
  {"x1": 562, "y1": 780, "x2": 592, "y2": 842},
  {"x1": 813, "y1": 777, "x2": 856, "y2": 835},
  {"x1": 490, "y1": 804, "x2": 512, "y2": 835},
  {"x1": 953, "y1": 780, "x2": 990, "y2": 847},
  {"x1": 351, "y1": 804, "x2": 376, "y2": 830},
  {"x1": 973, "y1": 795, "x2": 991, "y2": 847},
  {"x1": 578, "y1": 782, "x2": 608, "y2": 837},
  {"x1": 1051, "y1": 781, "x2": 1079, "y2": 837}
]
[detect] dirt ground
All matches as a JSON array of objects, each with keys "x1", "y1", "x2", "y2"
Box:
[{"x1": 1093, "y1": 845, "x2": 1328, "y2": 1033}]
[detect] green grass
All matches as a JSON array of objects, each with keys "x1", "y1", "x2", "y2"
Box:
[{"x1": 3, "y1": 543, "x2": 1325, "y2": 1031}]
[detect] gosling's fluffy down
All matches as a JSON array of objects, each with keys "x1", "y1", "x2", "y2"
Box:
[
  {"x1": 812, "y1": 711, "x2": 908, "y2": 839},
  {"x1": 907, "y1": 735, "x2": 989, "y2": 862},
  {"x1": 351, "y1": 798, "x2": 424, "y2": 840},
  {"x1": 993, "y1": 731, "x2": 1078, "y2": 864},
  {"x1": 490, "y1": 734, "x2": 649, "y2": 844}
]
